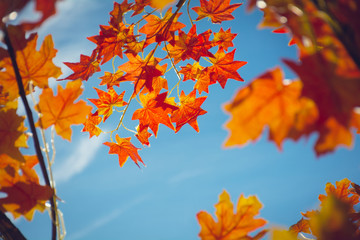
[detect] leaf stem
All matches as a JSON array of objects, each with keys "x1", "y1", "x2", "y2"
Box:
[{"x1": 2, "y1": 25, "x2": 57, "y2": 240}]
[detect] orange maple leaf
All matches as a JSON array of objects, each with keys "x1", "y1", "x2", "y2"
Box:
[
  {"x1": 99, "y1": 70, "x2": 127, "y2": 89},
  {"x1": 36, "y1": 80, "x2": 92, "y2": 140},
  {"x1": 88, "y1": 23, "x2": 136, "y2": 64},
  {"x1": 197, "y1": 190, "x2": 267, "y2": 240},
  {"x1": 192, "y1": 0, "x2": 242, "y2": 24},
  {"x1": 319, "y1": 178, "x2": 359, "y2": 212},
  {"x1": 109, "y1": 0, "x2": 133, "y2": 26},
  {"x1": 0, "y1": 154, "x2": 53, "y2": 220},
  {"x1": 284, "y1": 53, "x2": 360, "y2": 127},
  {"x1": 88, "y1": 87, "x2": 127, "y2": 122},
  {"x1": 135, "y1": 125, "x2": 152, "y2": 146},
  {"x1": 132, "y1": 92, "x2": 178, "y2": 136},
  {"x1": 224, "y1": 67, "x2": 302, "y2": 148},
  {"x1": 139, "y1": 7, "x2": 185, "y2": 45},
  {"x1": 171, "y1": 90, "x2": 207, "y2": 132},
  {"x1": 212, "y1": 28, "x2": 237, "y2": 51},
  {"x1": 82, "y1": 113, "x2": 102, "y2": 138},
  {"x1": 0, "y1": 109, "x2": 27, "y2": 162},
  {"x1": 180, "y1": 63, "x2": 211, "y2": 94},
  {"x1": 0, "y1": 27, "x2": 61, "y2": 100},
  {"x1": 165, "y1": 25, "x2": 214, "y2": 64},
  {"x1": 103, "y1": 135, "x2": 144, "y2": 167},
  {"x1": 207, "y1": 50, "x2": 246, "y2": 88},
  {"x1": 61, "y1": 50, "x2": 101, "y2": 81}
]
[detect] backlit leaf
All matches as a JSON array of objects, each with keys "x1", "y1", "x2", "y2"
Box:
[
  {"x1": 197, "y1": 190, "x2": 267, "y2": 240},
  {"x1": 36, "y1": 80, "x2": 92, "y2": 140},
  {"x1": 103, "y1": 135, "x2": 144, "y2": 167},
  {"x1": 192, "y1": 0, "x2": 241, "y2": 24}
]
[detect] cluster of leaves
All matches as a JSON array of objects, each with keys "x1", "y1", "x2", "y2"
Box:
[
  {"x1": 0, "y1": 0, "x2": 92, "y2": 230},
  {"x1": 224, "y1": 0, "x2": 360, "y2": 156},
  {"x1": 197, "y1": 178, "x2": 360, "y2": 240},
  {"x1": 63, "y1": 0, "x2": 246, "y2": 167}
]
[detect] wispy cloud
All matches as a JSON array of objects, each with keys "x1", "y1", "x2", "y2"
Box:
[
  {"x1": 53, "y1": 135, "x2": 104, "y2": 184},
  {"x1": 68, "y1": 194, "x2": 149, "y2": 240},
  {"x1": 168, "y1": 169, "x2": 207, "y2": 185}
]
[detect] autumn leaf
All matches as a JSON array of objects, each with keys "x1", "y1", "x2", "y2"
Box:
[
  {"x1": 0, "y1": 27, "x2": 61, "y2": 100},
  {"x1": 165, "y1": 25, "x2": 214, "y2": 64},
  {"x1": 224, "y1": 67, "x2": 302, "y2": 149},
  {"x1": 103, "y1": 135, "x2": 144, "y2": 167},
  {"x1": 61, "y1": 50, "x2": 101, "y2": 81},
  {"x1": 36, "y1": 80, "x2": 92, "y2": 140},
  {"x1": 197, "y1": 190, "x2": 267, "y2": 240},
  {"x1": 319, "y1": 178, "x2": 359, "y2": 212},
  {"x1": 132, "y1": 92, "x2": 178, "y2": 136},
  {"x1": 99, "y1": 70, "x2": 126, "y2": 89},
  {"x1": 180, "y1": 63, "x2": 211, "y2": 94},
  {"x1": 150, "y1": 0, "x2": 176, "y2": 10},
  {"x1": 0, "y1": 154, "x2": 53, "y2": 221},
  {"x1": 135, "y1": 125, "x2": 152, "y2": 146},
  {"x1": 212, "y1": 28, "x2": 237, "y2": 51},
  {"x1": 88, "y1": 87, "x2": 127, "y2": 122},
  {"x1": 192, "y1": 0, "x2": 242, "y2": 24},
  {"x1": 139, "y1": 7, "x2": 185, "y2": 45},
  {"x1": 289, "y1": 218, "x2": 311, "y2": 235},
  {"x1": 109, "y1": 1, "x2": 133, "y2": 25},
  {"x1": 82, "y1": 113, "x2": 102, "y2": 138},
  {"x1": 171, "y1": 90, "x2": 207, "y2": 133},
  {"x1": 21, "y1": 0, "x2": 58, "y2": 31},
  {"x1": 88, "y1": 23, "x2": 136, "y2": 64},
  {"x1": 131, "y1": 0, "x2": 151, "y2": 16},
  {"x1": 0, "y1": 181, "x2": 53, "y2": 220},
  {"x1": 0, "y1": 109, "x2": 27, "y2": 162},
  {"x1": 284, "y1": 53, "x2": 360, "y2": 127},
  {"x1": 207, "y1": 50, "x2": 246, "y2": 88}
]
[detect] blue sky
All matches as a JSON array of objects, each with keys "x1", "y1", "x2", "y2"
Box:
[{"x1": 12, "y1": 0, "x2": 360, "y2": 239}]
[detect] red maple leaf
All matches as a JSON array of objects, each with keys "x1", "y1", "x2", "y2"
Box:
[
  {"x1": 88, "y1": 87, "x2": 127, "y2": 122},
  {"x1": 192, "y1": 0, "x2": 242, "y2": 24},
  {"x1": 61, "y1": 50, "x2": 101, "y2": 81},
  {"x1": 165, "y1": 25, "x2": 214, "y2": 64},
  {"x1": 103, "y1": 135, "x2": 144, "y2": 167},
  {"x1": 132, "y1": 92, "x2": 178, "y2": 136},
  {"x1": 171, "y1": 90, "x2": 207, "y2": 132},
  {"x1": 207, "y1": 50, "x2": 246, "y2": 88}
]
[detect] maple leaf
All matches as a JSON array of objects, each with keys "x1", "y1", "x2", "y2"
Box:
[
  {"x1": 21, "y1": 0, "x2": 58, "y2": 31},
  {"x1": 289, "y1": 218, "x2": 311, "y2": 235},
  {"x1": 82, "y1": 113, "x2": 102, "y2": 138},
  {"x1": 319, "y1": 178, "x2": 359, "y2": 212},
  {"x1": 212, "y1": 28, "x2": 237, "y2": 51},
  {"x1": 314, "y1": 117, "x2": 354, "y2": 156},
  {"x1": 99, "y1": 70, "x2": 127, "y2": 89},
  {"x1": 192, "y1": 0, "x2": 242, "y2": 24},
  {"x1": 180, "y1": 63, "x2": 211, "y2": 94},
  {"x1": 131, "y1": 0, "x2": 151, "y2": 16},
  {"x1": 284, "y1": 53, "x2": 360, "y2": 127},
  {"x1": 89, "y1": 87, "x2": 127, "y2": 122},
  {"x1": 207, "y1": 50, "x2": 246, "y2": 88},
  {"x1": 150, "y1": 0, "x2": 176, "y2": 9},
  {"x1": 0, "y1": 28, "x2": 61, "y2": 100},
  {"x1": 0, "y1": 154, "x2": 52, "y2": 220},
  {"x1": 0, "y1": 181, "x2": 53, "y2": 220},
  {"x1": 36, "y1": 80, "x2": 92, "y2": 140},
  {"x1": 132, "y1": 92, "x2": 178, "y2": 136},
  {"x1": 171, "y1": 90, "x2": 207, "y2": 132},
  {"x1": 61, "y1": 50, "x2": 101, "y2": 81},
  {"x1": 139, "y1": 7, "x2": 185, "y2": 45},
  {"x1": 103, "y1": 135, "x2": 144, "y2": 167},
  {"x1": 224, "y1": 67, "x2": 302, "y2": 148},
  {"x1": 0, "y1": 109, "x2": 27, "y2": 162},
  {"x1": 88, "y1": 23, "x2": 136, "y2": 64},
  {"x1": 109, "y1": 0, "x2": 133, "y2": 26},
  {"x1": 197, "y1": 190, "x2": 267, "y2": 240},
  {"x1": 165, "y1": 25, "x2": 214, "y2": 64},
  {"x1": 135, "y1": 125, "x2": 152, "y2": 146}
]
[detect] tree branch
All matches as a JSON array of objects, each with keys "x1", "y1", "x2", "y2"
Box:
[
  {"x1": 2, "y1": 25, "x2": 57, "y2": 240},
  {"x1": 0, "y1": 210, "x2": 26, "y2": 240}
]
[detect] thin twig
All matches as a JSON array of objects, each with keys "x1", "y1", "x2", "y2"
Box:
[{"x1": 2, "y1": 25, "x2": 57, "y2": 240}]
